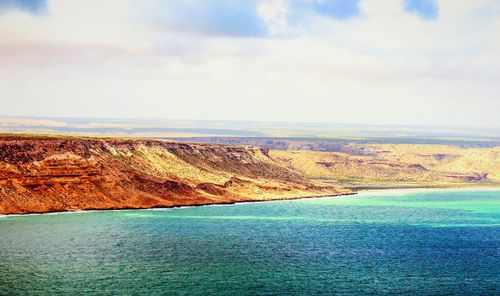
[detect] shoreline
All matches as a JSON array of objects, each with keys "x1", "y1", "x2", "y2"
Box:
[
  {"x1": 0, "y1": 192, "x2": 356, "y2": 217},
  {"x1": 354, "y1": 185, "x2": 500, "y2": 196},
  {"x1": 2, "y1": 186, "x2": 500, "y2": 218}
]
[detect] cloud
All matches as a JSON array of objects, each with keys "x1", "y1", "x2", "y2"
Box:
[
  {"x1": 404, "y1": 0, "x2": 439, "y2": 20},
  {"x1": 0, "y1": 0, "x2": 47, "y2": 14},
  {"x1": 1, "y1": 0, "x2": 500, "y2": 127}
]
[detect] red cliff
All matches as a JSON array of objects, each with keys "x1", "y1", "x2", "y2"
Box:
[{"x1": 0, "y1": 135, "x2": 348, "y2": 214}]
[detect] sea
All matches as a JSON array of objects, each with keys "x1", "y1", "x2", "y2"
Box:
[{"x1": 1, "y1": 189, "x2": 499, "y2": 295}]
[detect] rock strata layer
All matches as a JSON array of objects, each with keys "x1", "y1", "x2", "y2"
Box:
[{"x1": 0, "y1": 135, "x2": 348, "y2": 214}]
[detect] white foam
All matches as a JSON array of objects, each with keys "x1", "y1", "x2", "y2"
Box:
[{"x1": 0, "y1": 209, "x2": 100, "y2": 218}]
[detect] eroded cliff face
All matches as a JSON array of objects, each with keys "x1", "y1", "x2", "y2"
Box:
[
  {"x1": 0, "y1": 136, "x2": 348, "y2": 214},
  {"x1": 270, "y1": 145, "x2": 500, "y2": 188}
]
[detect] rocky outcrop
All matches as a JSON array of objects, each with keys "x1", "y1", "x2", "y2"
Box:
[
  {"x1": 446, "y1": 172, "x2": 489, "y2": 182},
  {"x1": 0, "y1": 135, "x2": 348, "y2": 214}
]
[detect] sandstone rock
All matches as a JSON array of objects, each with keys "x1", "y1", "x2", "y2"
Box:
[{"x1": 0, "y1": 135, "x2": 347, "y2": 214}]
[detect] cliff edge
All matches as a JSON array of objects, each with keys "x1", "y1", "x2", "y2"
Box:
[{"x1": 0, "y1": 135, "x2": 349, "y2": 214}]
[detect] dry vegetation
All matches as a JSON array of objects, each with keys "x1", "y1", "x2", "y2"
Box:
[{"x1": 270, "y1": 144, "x2": 500, "y2": 189}]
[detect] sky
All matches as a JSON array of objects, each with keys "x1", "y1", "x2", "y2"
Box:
[{"x1": 0, "y1": 0, "x2": 499, "y2": 127}]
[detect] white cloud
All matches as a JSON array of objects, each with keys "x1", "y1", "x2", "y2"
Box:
[
  {"x1": 257, "y1": 0, "x2": 289, "y2": 35},
  {"x1": 0, "y1": 0, "x2": 499, "y2": 128}
]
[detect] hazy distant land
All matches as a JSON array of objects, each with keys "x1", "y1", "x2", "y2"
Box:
[{"x1": 2, "y1": 115, "x2": 500, "y2": 140}]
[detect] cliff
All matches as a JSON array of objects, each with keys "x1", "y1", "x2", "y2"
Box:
[
  {"x1": 0, "y1": 135, "x2": 348, "y2": 214},
  {"x1": 270, "y1": 144, "x2": 500, "y2": 189}
]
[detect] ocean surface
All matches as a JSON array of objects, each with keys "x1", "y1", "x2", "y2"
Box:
[{"x1": 1, "y1": 189, "x2": 499, "y2": 295}]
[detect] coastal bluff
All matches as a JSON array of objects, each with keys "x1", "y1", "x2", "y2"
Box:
[{"x1": 0, "y1": 135, "x2": 348, "y2": 214}]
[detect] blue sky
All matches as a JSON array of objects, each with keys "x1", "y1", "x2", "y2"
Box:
[
  {"x1": 309, "y1": 0, "x2": 361, "y2": 20},
  {"x1": 0, "y1": 0, "x2": 499, "y2": 127},
  {"x1": 0, "y1": 0, "x2": 47, "y2": 14},
  {"x1": 150, "y1": 0, "x2": 268, "y2": 37},
  {"x1": 1, "y1": 0, "x2": 439, "y2": 36},
  {"x1": 404, "y1": 0, "x2": 439, "y2": 20},
  {"x1": 146, "y1": 0, "x2": 365, "y2": 37},
  {"x1": 142, "y1": 0, "x2": 438, "y2": 37}
]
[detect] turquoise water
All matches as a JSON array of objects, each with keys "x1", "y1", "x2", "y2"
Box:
[{"x1": 1, "y1": 190, "x2": 499, "y2": 295}]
